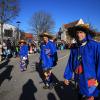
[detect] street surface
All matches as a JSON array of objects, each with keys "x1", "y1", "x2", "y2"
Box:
[{"x1": 0, "y1": 50, "x2": 96, "y2": 100}]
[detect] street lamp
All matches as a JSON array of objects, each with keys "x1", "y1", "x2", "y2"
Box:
[{"x1": 16, "y1": 21, "x2": 21, "y2": 41}]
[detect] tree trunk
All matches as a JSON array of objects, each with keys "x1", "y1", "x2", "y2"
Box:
[{"x1": 0, "y1": 23, "x2": 3, "y2": 45}]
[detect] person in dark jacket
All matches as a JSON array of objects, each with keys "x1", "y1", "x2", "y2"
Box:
[
  {"x1": 64, "y1": 24, "x2": 100, "y2": 100},
  {"x1": 6, "y1": 39, "x2": 12, "y2": 58}
]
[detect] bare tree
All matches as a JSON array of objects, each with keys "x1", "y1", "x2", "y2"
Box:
[
  {"x1": 30, "y1": 11, "x2": 55, "y2": 35},
  {"x1": 0, "y1": 0, "x2": 19, "y2": 44}
]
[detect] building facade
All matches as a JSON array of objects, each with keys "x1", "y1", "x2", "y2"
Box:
[
  {"x1": 0, "y1": 23, "x2": 17, "y2": 41},
  {"x1": 58, "y1": 19, "x2": 86, "y2": 44}
]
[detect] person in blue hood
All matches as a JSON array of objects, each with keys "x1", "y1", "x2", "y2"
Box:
[
  {"x1": 19, "y1": 40, "x2": 28, "y2": 72},
  {"x1": 64, "y1": 24, "x2": 100, "y2": 100},
  {"x1": 39, "y1": 33, "x2": 57, "y2": 89}
]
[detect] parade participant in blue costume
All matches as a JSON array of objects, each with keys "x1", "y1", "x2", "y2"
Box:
[
  {"x1": 64, "y1": 24, "x2": 100, "y2": 100},
  {"x1": 40, "y1": 32, "x2": 57, "y2": 89},
  {"x1": 50, "y1": 37, "x2": 58, "y2": 66},
  {"x1": 19, "y1": 40, "x2": 28, "y2": 72}
]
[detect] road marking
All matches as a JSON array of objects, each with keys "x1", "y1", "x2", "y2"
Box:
[{"x1": 58, "y1": 54, "x2": 69, "y2": 61}]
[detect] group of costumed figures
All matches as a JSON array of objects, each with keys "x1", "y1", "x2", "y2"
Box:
[{"x1": 18, "y1": 24, "x2": 100, "y2": 100}]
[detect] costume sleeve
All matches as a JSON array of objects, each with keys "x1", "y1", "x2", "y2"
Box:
[
  {"x1": 49, "y1": 42, "x2": 57, "y2": 56},
  {"x1": 24, "y1": 45, "x2": 28, "y2": 56},
  {"x1": 96, "y1": 43, "x2": 100, "y2": 82},
  {"x1": 26, "y1": 45, "x2": 28, "y2": 55},
  {"x1": 64, "y1": 49, "x2": 73, "y2": 80}
]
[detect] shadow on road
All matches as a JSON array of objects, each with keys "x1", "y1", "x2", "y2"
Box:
[
  {"x1": 19, "y1": 79, "x2": 37, "y2": 100},
  {"x1": 35, "y1": 62, "x2": 78, "y2": 100},
  {"x1": 47, "y1": 92, "x2": 57, "y2": 100},
  {"x1": 51, "y1": 74, "x2": 78, "y2": 100},
  {"x1": 0, "y1": 59, "x2": 9, "y2": 69},
  {"x1": 0, "y1": 65, "x2": 13, "y2": 86},
  {"x1": 35, "y1": 62, "x2": 45, "y2": 83}
]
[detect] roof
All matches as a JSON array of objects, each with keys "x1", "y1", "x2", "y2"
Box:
[
  {"x1": 63, "y1": 19, "x2": 84, "y2": 29},
  {"x1": 24, "y1": 33, "x2": 33, "y2": 39},
  {"x1": 0, "y1": 23, "x2": 16, "y2": 30},
  {"x1": 96, "y1": 32, "x2": 100, "y2": 34},
  {"x1": 95, "y1": 32, "x2": 100, "y2": 36},
  {"x1": 64, "y1": 20, "x2": 79, "y2": 28}
]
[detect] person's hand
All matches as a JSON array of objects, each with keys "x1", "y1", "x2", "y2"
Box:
[
  {"x1": 44, "y1": 72, "x2": 48, "y2": 77},
  {"x1": 64, "y1": 79, "x2": 70, "y2": 85}
]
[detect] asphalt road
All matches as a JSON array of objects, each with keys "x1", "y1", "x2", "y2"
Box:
[{"x1": 0, "y1": 50, "x2": 94, "y2": 100}]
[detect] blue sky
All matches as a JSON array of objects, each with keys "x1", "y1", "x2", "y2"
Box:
[{"x1": 12, "y1": 0, "x2": 100, "y2": 33}]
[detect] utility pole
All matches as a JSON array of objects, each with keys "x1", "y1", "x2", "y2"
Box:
[
  {"x1": 0, "y1": 19, "x2": 3, "y2": 45},
  {"x1": 0, "y1": 16, "x2": 3, "y2": 61},
  {"x1": 0, "y1": 1, "x2": 5, "y2": 61},
  {"x1": 16, "y1": 21, "x2": 21, "y2": 41}
]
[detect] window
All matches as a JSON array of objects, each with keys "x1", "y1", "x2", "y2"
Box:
[{"x1": 4, "y1": 29, "x2": 13, "y2": 37}]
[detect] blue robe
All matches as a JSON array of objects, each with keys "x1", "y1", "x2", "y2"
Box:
[
  {"x1": 19, "y1": 44, "x2": 28, "y2": 57},
  {"x1": 64, "y1": 40, "x2": 100, "y2": 97},
  {"x1": 52, "y1": 42, "x2": 58, "y2": 66},
  {"x1": 40, "y1": 41, "x2": 57, "y2": 70},
  {"x1": 19, "y1": 44, "x2": 28, "y2": 70}
]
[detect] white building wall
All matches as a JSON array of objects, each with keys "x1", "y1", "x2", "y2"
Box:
[
  {"x1": 61, "y1": 31, "x2": 66, "y2": 41},
  {"x1": 0, "y1": 23, "x2": 17, "y2": 40}
]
